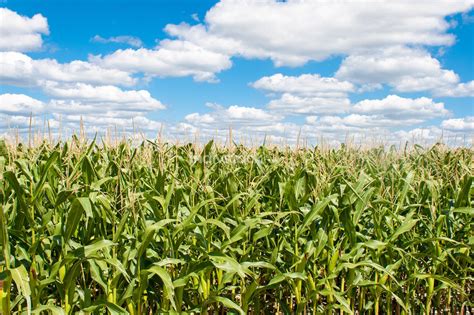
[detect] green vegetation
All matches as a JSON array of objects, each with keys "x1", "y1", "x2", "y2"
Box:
[{"x1": 0, "y1": 138, "x2": 472, "y2": 314}]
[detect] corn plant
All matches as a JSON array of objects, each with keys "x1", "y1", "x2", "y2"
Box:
[{"x1": 0, "y1": 138, "x2": 472, "y2": 314}]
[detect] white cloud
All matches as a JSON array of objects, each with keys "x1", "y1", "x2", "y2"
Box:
[
  {"x1": 434, "y1": 81, "x2": 474, "y2": 97},
  {"x1": 0, "y1": 52, "x2": 136, "y2": 87},
  {"x1": 91, "y1": 0, "x2": 474, "y2": 82},
  {"x1": 90, "y1": 40, "x2": 232, "y2": 82},
  {"x1": 300, "y1": 95, "x2": 450, "y2": 131},
  {"x1": 0, "y1": 49, "x2": 164, "y2": 138},
  {"x1": 441, "y1": 117, "x2": 474, "y2": 131},
  {"x1": 180, "y1": 103, "x2": 290, "y2": 144},
  {"x1": 336, "y1": 47, "x2": 456, "y2": 88},
  {"x1": 179, "y1": 99, "x2": 438, "y2": 145},
  {"x1": 306, "y1": 116, "x2": 318, "y2": 124},
  {"x1": 0, "y1": 8, "x2": 49, "y2": 51},
  {"x1": 252, "y1": 73, "x2": 354, "y2": 97},
  {"x1": 0, "y1": 93, "x2": 45, "y2": 115},
  {"x1": 391, "y1": 126, "x2": 472, "y2": 147},
  {"x1": 308, "y1": 114, "x2": 422, "y2": 129},
  {"x1": 41, "y1": 81, "x2": 165, "y2": 111},
  {"x1": 0, "y1": 84, "x2": 165, "y2": 139},
  {"x1": 0, "y1": 95, "x2": 165, "y2": 138},
  {"x1": 185, "y1": 103, "x2": 281, "y2": 127},
  {"x1": 185, "y1": 112, "x2": 215, "y2": 124},
  {"x1": 165, "y1": 0, "x2": 474, "y2": 67},
  {"x1": 164, "y1": 23, "x2": 241, "y2": 56},
  {"x1": 252, "y1": 73, "x2": 353, "y2": 114},
  {"x1": 390, "y1": 127, "x2": 446, "y2": 145},
  {"x1": 336, "y1": 46, "x2": 473, "y2": 97},
  {"x1": 53, "y1": 113, "x2": 163, "y2": 133},
  {"x1": 0, "y1": 111, "x2": 157, "y2": 138},
  {"x1": 91, "y1": 35, "x2": 143, "y2": 47},
  {"x1": 0, "y1": 114, "x2": 34, "y2": 130},
  {"x1": 267, "y1": 94, "x2": 350, "y2": 115},
  {"x1": 352, "y1": 95, "x2": 449, "y2": 120},
  {"x1": 47, "y1": 101, "x2": 148, "y2": 118}
]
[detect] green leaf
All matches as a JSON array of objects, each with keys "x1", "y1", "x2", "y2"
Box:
[
  {"x1": 63, "y1": 197, "x2": 92, "y2": 242},
  {"x1": 143, "y1": 265, "x2": 176, "y2": 310},
  {"x1": 390, "y1": 212, "x2": 418, "y2": 242},
  {"x1": 299, "y1": 194, "x2": 337, "y2": 234},
  {"x1": 0, "y1": 139, "x2": 7, "y2": 158},
  {"x1": 455, "y1": 175, "x2": 472, "y2": 207},
  {"x1": 209, "y1": 254, "x2": 251, "y2": 279},
  {"x1": 204, "y1": 296, "x2": 245, "y2": 315},
  {"x1": 83, "y1": 301, "x2": 128, "y2": 315},
  {"x1": 268, "y1": 272, "x2": 306, "y2": 286},
  {"x1": 32, "y1": 305, "x2": 65, "y2": 315},
  {"x1": 11, "y1": 265, "x2": 31, "y2": 297},
  {"x1": 83, "y1": 239, "x2": 115, "y2": 257},
  {"x1": 201, "y1": 218, "x2": 230, "y2": 239},
  {"x1": 411, "y1": 274, "x2": 462, "y2": 291},
  {"x1": 363, "y1": 240, "x2": 387, "y2": 251},
  {"x1": 452, "y1": 207, "x2": 473, "y2": 215},
  {"x1": 333, "y1": 290, "x2": 353, "y2": 314},
  {"x1": 33, "y1": 151, "x2": 59, "y2": 202},
  {"x1": 137, "y1": 219, "x2": 177, "y2": 258}
]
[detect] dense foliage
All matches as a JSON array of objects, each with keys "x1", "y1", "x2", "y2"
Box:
[{"x1": 0, "y1": 138, "x2": 472, "y2": 314}]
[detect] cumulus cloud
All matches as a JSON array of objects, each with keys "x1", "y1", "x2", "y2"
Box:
[
  {"x1": 0, "y1": 50, "x2": 163, "y2": 135},
  {"x1": 90, "y1": 0, "x2": 474, "y2": 82},
  {"x1": 352, "y1": 95, "x2": 449, "y2": 120},
  {"x1": 164, "y1": 0, "x2": 474, "y2": 66},
  {"x1": 441, "y1": 117, "x2": 474, "y2": 131},
  {"x1": 185, "y1": 103, "x2": 282, "y2": 127},
  {"x1": 266, "y1": 94, "x2": 351, "y2": 115},
  {"x1": 91, "y1": 35, "x2": 143, "y2": 47},
  {"x1": 164, "y1": 23, "x2": 241, "y2": 57},
  {"x1": 179, "y1": 95, "x2": 451, "y2": 145},
  {"x1": 434, "y1": 81, "x2": 474, "y2": 97},
  {"x1": 90, "y1": 40, "x2": 232, "y2": 82},
  {"x1": 252, "y1": 73, "x2": 354, "y2": 97},
  {"x1": 0, "y1": 52, "x2": 137, "y2": 87},
  {"x1": 0, "y1": 79, "x2": 165, "y2": 137},
  {"x1": 391, "y1": 126, "x2": 472, "y2": 147},
  {"x1": 178, "y1": 103, "x2": 293, "y2": 145},
  {"x1": 0, "y1": 104, "x2": 58, "y2": 137},
  {"x1": 52, "y1": 113, "x2": 163, "y2": 134},
  {"x1": 391, "y1": 127, "x2": 445, "y2": 145},
  {"x1": 307, "y1": 114, "x2": 423, "y2": 129},
  {"x1": 0, "y1": 114, "x2": 34, "y2": 131},
  {"x1": 0, "y1": 8, "x2": 49, "y2": 51},
  {"x1": 0, "y1": 93, "x2": 45, "y2": 115},
  {"x1": 300, "y1": 95, "x2": 450, "y2": 134},
  {"x1": 336, "y1": 46, "x2": 474, "y2": 97},
  {"x1": 0, "y1": 96, "x2": 165, "y2": 138},
  {"x1": 336, "y1": 47, "x2": 456, "y2": 89},
  {"x1": 252, "y1": 74, "x2": 353, "y2": 114},
  {"x1": 41, "y1": 81, "x2": 165, "y2": 111}
]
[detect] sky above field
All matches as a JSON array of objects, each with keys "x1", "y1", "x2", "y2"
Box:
[{"x1": 0, "y1": 0, "x2": 473, "y2": 146}]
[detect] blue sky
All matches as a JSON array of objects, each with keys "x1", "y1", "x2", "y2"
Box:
[{"x1": 0, "y1": 0, "x2": 473, "y2": 145}]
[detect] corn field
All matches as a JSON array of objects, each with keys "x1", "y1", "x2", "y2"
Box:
[{"x1": 0, "y1": 138, "x2": 473, "y2": 314}]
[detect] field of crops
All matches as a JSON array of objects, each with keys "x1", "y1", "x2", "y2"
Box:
[{"x1": 0, "y1": 138, "x2": 472, "y2": 314}]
